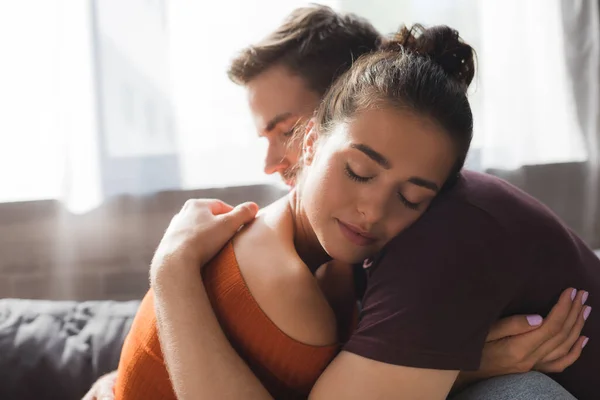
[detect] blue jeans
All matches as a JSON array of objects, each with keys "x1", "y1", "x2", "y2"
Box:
[{"x1": 450, "y1": 372, "x2": 576, "y2": 400}]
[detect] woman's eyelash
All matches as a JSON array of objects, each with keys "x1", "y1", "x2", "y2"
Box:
[
  {"x1": 283, "y1": 129, "x2": 294, "y2": 138},
  {"x1": 398, "y1": 193, "x2": 420, "y2": 210},
  {"x1": 345, "y1": 163, "x2": 420, "y2": 210},
  {"x1": 344, "y1": 164, "x2": 371, "y2": 182}
]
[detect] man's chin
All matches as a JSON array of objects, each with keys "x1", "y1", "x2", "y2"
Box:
[{"x1": 282, "y1": 177, "x2": 295, "y2": 188}]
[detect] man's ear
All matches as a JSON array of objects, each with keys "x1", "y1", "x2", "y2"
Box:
[{"x1": 302, "y1": 119, "x2": 318, "y2": 166}]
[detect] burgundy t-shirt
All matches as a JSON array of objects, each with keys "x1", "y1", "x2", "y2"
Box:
[{"x1": 344, "y1": 170, "x2": 599, "y2": 400}]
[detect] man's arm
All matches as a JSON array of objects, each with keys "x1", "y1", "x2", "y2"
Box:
[
  {"x1": 311, "y1": 352, "x2": 458, "y2": 399},
  {"x1": 149, "y1": 199, "x2": 271, "y2": 400},
  {"x1": 82, "y1": 286, "x2": 587, "y2": 400},
  {"x1": 156, "y1": 278, "x2": 589, "y2": 400},
  {"x1": 155, "y1": 259, "x2": 457, "y2": 400},
  {"x1": 154, "y1": 270, "x2": 273, "y2": 400},
  {"x1": 149, "y1": 199, "x2": 588, "y2": 400},
  {"x1": 150, "y1": 198, "x2": 457, "y2": 400}
]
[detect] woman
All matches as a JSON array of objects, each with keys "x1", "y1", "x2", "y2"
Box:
[{"x1": 116, "y1": 25, "x2": 590, "y2": 399}]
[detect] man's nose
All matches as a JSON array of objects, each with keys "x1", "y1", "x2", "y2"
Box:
[{"x1": 264, "y1": 145, "x2": 289, "y2": 175}]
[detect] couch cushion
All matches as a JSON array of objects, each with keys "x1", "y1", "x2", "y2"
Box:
[{"x1": 0, "y1": 299, "x2": 139, "y2": 400}]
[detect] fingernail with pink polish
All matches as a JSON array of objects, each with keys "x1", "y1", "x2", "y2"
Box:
[
  {"x1": 571, "y1": 289, "x2": 577, "y2": 301},
  {"x1": 582, "y1": 338, "x2": 589, "y2": 349},
  {"x1": 582, "y1": 291, "x2": 589, "y2": 305},
  {"x1": 584, "y1": 306, "x2": 592, "y2": 320},
  {"x1": 527, "y1": 315, "x2": 543, "y2": 326}
]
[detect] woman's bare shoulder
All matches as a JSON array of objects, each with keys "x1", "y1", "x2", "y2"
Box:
[{"x1": 233, "y1": 197, "x2": 337, "y2": 346}]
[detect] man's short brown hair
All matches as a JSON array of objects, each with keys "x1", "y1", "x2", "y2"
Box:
[{"x1": 227, "y1": 5, "x2": 382, "y2": 96}]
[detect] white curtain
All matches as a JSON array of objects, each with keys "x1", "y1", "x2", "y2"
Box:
[
  {"x1": 0, "y1": 0, "x2": 101, "y2": 212},
  {"x1": 478, "y1": 0, "x2": 587, "y2": 170},
  {"x1": 0, "y1": 0, "x2": 342, "y2": 213},
  {"x1": 0, "y1": 0, "x2": 595, "y2": 219},
  {"x1": 168, "y1": 0, "x2": 339, "y2": 191},
  {"x1": 561, "y1": 0, "x2": 600, "y2": 244}
]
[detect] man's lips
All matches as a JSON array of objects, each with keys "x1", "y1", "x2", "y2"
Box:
[{"x1": 336, "y1": 219, "x2": 376, "y2": 247}]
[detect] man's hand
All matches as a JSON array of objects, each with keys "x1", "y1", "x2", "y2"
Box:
[
  {"x1": 150, "y1": 199, "x2": 258, "y2": 285},
  {"x1": 455, "y1": 288, "x2": 590, "y2": 391},
  {"x1": 82, "y1": 370, "x2": 118, "y2": 400}
]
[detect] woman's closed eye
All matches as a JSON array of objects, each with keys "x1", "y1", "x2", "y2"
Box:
[
  {"x1": 345, "y1": 163, "x2": 421, "y2": 210},
  {"x1": 397, "y1": 193, "x2": 420, "y2": 210},
  {"x1": 344, "y1": 163, "x2": 371, "y2": 183}
]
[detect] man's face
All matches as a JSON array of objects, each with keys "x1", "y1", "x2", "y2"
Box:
[{"x1": 246, "y1": 64, "x2": 321, "y2": 187}]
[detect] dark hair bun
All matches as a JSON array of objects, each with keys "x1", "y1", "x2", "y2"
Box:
[{"x1": 381, "y1": 24, "x2": 475, "y2": 88}]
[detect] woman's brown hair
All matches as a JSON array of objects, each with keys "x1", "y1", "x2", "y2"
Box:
[{"x1": 313, "y1": 24, "x2": 476, "y2": 191}]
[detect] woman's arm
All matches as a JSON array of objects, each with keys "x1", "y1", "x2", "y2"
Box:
[{"x1": 454, "y1": 288, "x2": 589, "y2": 393}]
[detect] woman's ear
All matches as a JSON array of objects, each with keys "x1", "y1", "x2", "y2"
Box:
[{"x1": 302, "y1": 119, "x2": 318, "y2": 166}]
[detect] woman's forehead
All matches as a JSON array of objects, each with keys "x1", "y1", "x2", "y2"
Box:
[{"x1": 329, "y1": 108, "x2": 456, "y2": 183}]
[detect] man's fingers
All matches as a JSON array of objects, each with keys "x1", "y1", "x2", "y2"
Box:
[
  {"x1": 536, "y1": 336, "x2": 588, "y2": 373},
  {"x1": 81, "y1": 387, "x2": 94, "y2": 400},
  {"x1": 181, "y1": 198, "x2": 234, "y2": 216},
  {"x1": 97, "y1": 385, "x2": 116, "y2": 400},
  {"x1": 486, "y1": 314, "x2": 543, "y2": 342},
  {"x1": 218, "y1": 202, "x2": 259, "y2": 231},
  {"x1": 209, "y1": 199, "x2": 235, "y2": 216},
  {"x1": 81, "y1": 371, "x2": 118, "y2": 400},
  {"x1": 98, "y1": 371, "x2": 118, "y2": 400}
]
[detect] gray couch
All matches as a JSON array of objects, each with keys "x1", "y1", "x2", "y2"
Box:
[
  {"x1": 0, "y1": 299, "x2": 139, "y2": 400},
  {"x1": 1, "y1": 250, "x2": 599, "y2": 400}
]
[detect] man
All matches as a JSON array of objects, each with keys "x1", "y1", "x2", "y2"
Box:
[{"x1": 85, "y1": 5, "x2": 583, "y2": 399}]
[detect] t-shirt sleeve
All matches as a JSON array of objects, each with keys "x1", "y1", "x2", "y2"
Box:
[{"x1": 344, "y1": 199, "x2": 524, "y2": 371}]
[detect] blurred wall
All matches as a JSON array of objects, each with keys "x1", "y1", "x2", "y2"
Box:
[
  {"x1": 0, "y1": 185, "x2": 285, "y2": 301},
  {"x1": 0, "y1": 169, "x2": 598, "y2": 302}
]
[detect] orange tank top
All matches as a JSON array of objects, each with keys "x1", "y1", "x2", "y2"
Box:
[{"x1": 114, "y1": 242, "x2": 349, "y2": 400}]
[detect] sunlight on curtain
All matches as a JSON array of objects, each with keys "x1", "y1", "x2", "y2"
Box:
[
  {"x1": 0, "y1": 0, "x2": 100, "y2": 211},
  {"x1": 167, "y1": 0, "x2": 340, "y2": 190},
  {"x1": 479, "y1": 0, "x2": 587, "y2": 169},
  {"x1": 342, "y1": 0, "x2": 484, "y2": 170},
  {"x1": 0, "y1": 0, "x2": 590, "y2": 210},
  {"x1": 0, "y1": 2, "x2": 66, "y2": 203}
]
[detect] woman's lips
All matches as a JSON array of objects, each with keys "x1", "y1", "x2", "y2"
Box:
[{"x1": 337, "y1": 219, "x2": 376, "y2": 247}]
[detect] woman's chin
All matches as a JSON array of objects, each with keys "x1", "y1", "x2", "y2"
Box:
[{"x1": 323, "y1": 243, "x2": 371, "y2": 265}]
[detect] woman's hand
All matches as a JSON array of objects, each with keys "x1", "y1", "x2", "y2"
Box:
[
  {"x1": 455, "y1": 287, "x2": 590, "y2": 391},
  {"x1": 150, "y1": 199, "x2": 258, "y2": 286},
  {"x1": 82, "y1": 370, "x2": 118, "y2": 400}
]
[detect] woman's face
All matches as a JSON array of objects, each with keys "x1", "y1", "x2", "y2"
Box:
[{"x1": 300, "y1": 107, "x2": 457, "y2": 264}]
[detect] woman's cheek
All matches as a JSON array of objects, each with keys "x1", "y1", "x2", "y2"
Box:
[
  {"x1": 303, "y1": 153, "x2": 347, "y2": 220},
  {"x1": 302, "y1": 163, "x2": 332, "y2": 220}
]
